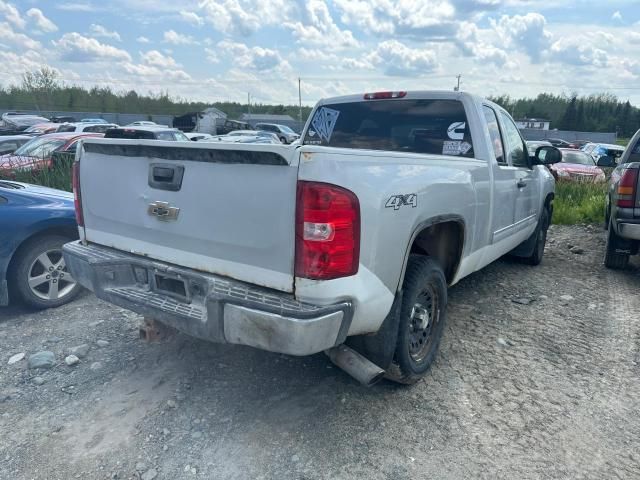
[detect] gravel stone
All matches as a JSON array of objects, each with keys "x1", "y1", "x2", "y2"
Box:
[
  {"x1": 8, "y1": 353, "x2": 25, "y2": 365},
  {"x1": 68, "y1": 344, "x2": 90, "y2": 359},
  {"x1": 64, "y1": 355, "x2": 80, "y2": 366},
  {"x1": 89, "y1": 362, "x2": 103, "y2": 371},
  {"x1": 32, "y1": 377, "x2": 45, "y2": 386},
  {"x1": 141, "y1": 468, "x2": 157, "y2": 480},
  {"x1": 27, "y1": 351, "x2": 55, "y2": 370},
  {"x1": 96, "y1": 340, "x2": 109, "y2": 348}
]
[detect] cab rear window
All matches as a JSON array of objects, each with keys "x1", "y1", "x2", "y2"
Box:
[{"x1": 303, "y1": 99, "x2": 474, "y2": 158}]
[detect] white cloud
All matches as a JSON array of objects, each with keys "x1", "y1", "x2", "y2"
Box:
[
  {"x1": 205, "y1": 47, "x2": 220, "y2": 64},
  {"x1": 371, "y1": 39, "x2": 438, "y2": 76},
  {"x1": 198, "y1": 0, "x2": 292, "y2": 37},
  {"x1": 217, "y1": 40, "x2": 289, "y2": 71},
  {"x1": 549, "y1": 35, "x2": 608, "y2": 67},
  {"x1": 53, "y1": 32, "x2": 132, "y2": 62},
  {"x1": 334, "y1": 0, "x2": 456, "y2": 39},
  {"x1": 179, "y1": 10, "x2": 203, "y2": 26},
  {"x1": 1, "y1": 22, "x2": 41, "y2": 49},
  {"x1": 120, "y1": 49, "x2": 191, "y2": 82},
  {"x1": 629, "y1": 32, "x2": 640, "y2": 44},
  {"x1": 137, "y1": 36, "x2": 150, "y2": 43},
  {"x1": 121, "y1": 62, "x2": 192, "y2": 82},
  {"x1": 612, "y1": 11, "x2": 622, "y2": 21},
  {"x1": 285, "y1": 0, "x2": 359, "y2": 48},
  {"x1": 0, "y1": 0, "x2": 25, "y2": 28},
  {"x1": 163, "y1": 29, "x2": 197, "y2": 45},
  {"x1": 456, "y1": 22, "x2": 509, "y2": 67},
  {"x1": 56, "y1": 3, "x2": 97, "y2": 12},
  {"x1": 492, "y1": 13, "x2": 552, "y2": 62},
  {"x1": 140, "y1": 50, "x2": 180, "y2": 69},
  {"x1": 26, "y1": 8, "x2": 58, "y2": 33},
  {"x1": 90, "y1": 24, "x2": 121, "y2": 41}
]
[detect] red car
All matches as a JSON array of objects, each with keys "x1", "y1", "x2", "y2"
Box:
[
  {"x1": 0, "y1": 132, "x2": 103, "y2": 174},
  {"x1": 549, "y1": 148, "x2": 606, "y2": 183}
]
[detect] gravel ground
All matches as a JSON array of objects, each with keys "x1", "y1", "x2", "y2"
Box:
[{"x1": 1, "y1": 225, "x2": 639, "y2": 480}]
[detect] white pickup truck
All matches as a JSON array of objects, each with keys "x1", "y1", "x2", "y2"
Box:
[{"x1": 63, "y1": 91, "x2": 561, "y2": 385}]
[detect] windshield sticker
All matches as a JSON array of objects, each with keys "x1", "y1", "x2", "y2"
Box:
[
  {"x1": 311, "y1": 107, "x2": 340, "y2": 142},
  {"x1": 447, "y1": 121, "x2": 466, "y2": 140},
  {"x1": 443, "y1": 141, "x2": 462, "y2": 156},
  {"x1": 459, "y1": 141, "x2": 472, "y2": 154}
]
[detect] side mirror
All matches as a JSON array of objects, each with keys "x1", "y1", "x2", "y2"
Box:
[
  {"x1": 534, "y1": 146, "x2": 562, "y2": 165},
  {"x1": 596, "y1": 155, "x2": 615, "y2": 167}
]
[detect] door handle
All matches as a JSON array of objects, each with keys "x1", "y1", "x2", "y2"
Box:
[{"x1": 517, "y1": 180, "x2": 527, "y2": 188}]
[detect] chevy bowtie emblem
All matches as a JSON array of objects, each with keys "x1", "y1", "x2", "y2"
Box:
[{"x1": 148, "y1": 201, "x2": 180, "y2": 221}]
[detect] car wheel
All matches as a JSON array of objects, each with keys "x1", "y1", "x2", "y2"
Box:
[
  {"x1": 390, "y1": 255, "x2": 447, "y2": 384},
  {"x1": 525, "y1": 207, "x2": 549, "y2": 266},
  {"x1": 10, "y1": 235, "x2": 81, "y2": 309},
  {"x1": 604, "y1": 219, "x2": 629, "y2": 270}
]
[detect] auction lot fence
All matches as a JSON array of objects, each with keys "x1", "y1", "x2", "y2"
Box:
[
  {"x1": 521, "y1": 128, "x2": 617, "y2": 143},
  {"x1": 0, "y1": 110, "x2": 174, "y2": 127}
]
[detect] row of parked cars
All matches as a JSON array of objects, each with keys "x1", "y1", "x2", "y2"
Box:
[
  {"x1": 0, "y1": 116, "x2": 303, "y2": 174},
  {"x1": 526, "y1": 138, "x2": 626, "y2": 183}
]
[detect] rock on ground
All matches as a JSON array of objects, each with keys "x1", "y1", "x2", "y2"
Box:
[
  {"x1": 68, "y1": 344, "x2": 90, "y2": 359},
  {"x1": 64, "y1": 355, "x2": 80, "y2": 366},
  {"x1": 7, "y1": 353, "x2": 25, "y2": 365},
  {"x1": 27, "y1": 351, "x2": 55, "y2": 370}
]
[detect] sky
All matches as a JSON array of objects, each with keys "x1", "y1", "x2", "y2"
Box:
[{"x1": 3, "y1": 0, "x2": 640, "y2": 106}]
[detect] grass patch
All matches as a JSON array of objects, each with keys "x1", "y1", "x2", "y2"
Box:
[
  {"x1": 553, "y1": 181, "x2": 607, "y2": 225},
  {"x1": 0, "y1": 152, "x2": 74, "y2": 192}
]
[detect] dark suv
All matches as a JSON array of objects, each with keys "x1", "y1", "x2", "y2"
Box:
[
  {"x1": 104, "y1": 126, "x2": 190, "y2": 141},
  {"x1": 601, "y1": 130, "x2": 640, "y2": 269}
]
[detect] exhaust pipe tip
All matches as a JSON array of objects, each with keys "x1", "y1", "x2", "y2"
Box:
[{"x1": 325, "y1": 344, "x2": 385, "y2": 387}]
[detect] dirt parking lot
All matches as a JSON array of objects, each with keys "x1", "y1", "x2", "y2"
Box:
[{"x1": 1, "y1": 225, "x2": 639, "y2": 480}]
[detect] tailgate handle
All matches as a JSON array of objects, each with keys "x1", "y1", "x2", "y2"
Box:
[{"x1": 149, "y1": 163, "x2": 184, "y2": 191}]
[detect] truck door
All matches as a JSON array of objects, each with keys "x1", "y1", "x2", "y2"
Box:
[
  {"x1": 482, "y1": 105, "x2": 516, "y2": 243},
  {"x1": 499, "y1": 111, "x2": 538, "y2": 235}
]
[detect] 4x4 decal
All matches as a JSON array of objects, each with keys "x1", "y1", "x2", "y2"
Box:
[{"x1": 385, "y1": 194, "x2": 417, "y2": 210}]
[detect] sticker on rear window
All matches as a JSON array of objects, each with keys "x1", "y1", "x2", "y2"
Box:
[
  {"x1": 442, "y1": 140, "x2": 472, "y2": 156},
  {"x1": 311, "y1": 107, "x2": 340, "y2": 142},
  {"x1": 447, "y1": 122, "x2": 466, "y2": 140},
  {"x1": 443, "y1": 141, "x2": 461, "y2": 155}
]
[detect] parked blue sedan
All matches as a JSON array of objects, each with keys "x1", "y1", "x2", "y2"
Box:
[{"x1": 0, "y1": 180, "x2": 81, "y2": 309}]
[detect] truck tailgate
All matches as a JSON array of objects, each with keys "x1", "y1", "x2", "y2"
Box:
[{"x1": 78, "y1": 139, "x2": 299, "y2": 292}]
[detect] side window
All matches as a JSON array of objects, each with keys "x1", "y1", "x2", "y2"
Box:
[
  {"x1": 156, "y1": 132, "x2": 175, "y2": 141},
  {"x1": 499, "y1": 112, "x2": 528, "y2": 167},
  {"x1": 64, "y1": 141, "x2": 79, "y2": 152},
  {"x1": 482, "y1": 106, "x2": 505, "y2": 165}
]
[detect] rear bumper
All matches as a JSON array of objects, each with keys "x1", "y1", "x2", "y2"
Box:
[
  {"x1": 63, "y1": 241, "x2": 352, "y2": 356},
  {"x1": 618, "y1": 223, "x2": 640, "y2": 241}
]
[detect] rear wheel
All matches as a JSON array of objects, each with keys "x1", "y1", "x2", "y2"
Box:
[
  {"x1": 390, "y1": 255, "x2": 447, "y2": 385},
  {"x1": 604, "y1": 219, "x2": 629, "y2": 270},
  {"x1": 10, "y1": 235, "x2": 82, "y2": 309}
]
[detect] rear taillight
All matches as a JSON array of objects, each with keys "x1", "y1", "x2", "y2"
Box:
[
  {"x1": 295, "y1": 181, "x2": 360, "y2": 280},
  {"x1": 363, "y1": 91, "x2": 407, "y2": 100},
  {"x1": 617, "y1": 168, "x2": 638, "y2": 208},
  {"x1": 72, "y1": 161, "x2": 84, "y2": 226}
]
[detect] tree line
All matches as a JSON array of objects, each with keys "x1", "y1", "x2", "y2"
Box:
[
  {"x1": 1, "y1": 67, "x2": 313, "y2": 121},
  {"x1": 489, "y1": 92, "x2": 640, "y2": 137},
  {"x1": 2, "y1": 68, "x2": 639, "y2": 136}
]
